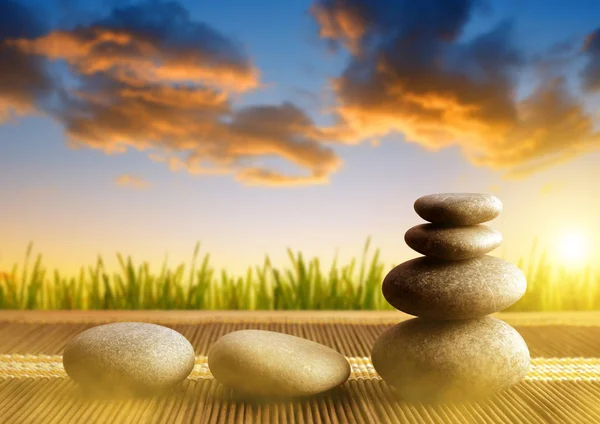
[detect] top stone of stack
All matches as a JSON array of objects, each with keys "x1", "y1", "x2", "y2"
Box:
[{"x1": 414, "y1": 193, "x2": 502, "y2": 226}]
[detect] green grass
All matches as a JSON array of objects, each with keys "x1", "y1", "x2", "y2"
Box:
[{"x1": 0, "y1": 238, "x2": 598, "y2": 311}]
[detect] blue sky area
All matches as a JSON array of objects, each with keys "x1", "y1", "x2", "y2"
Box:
[{"x1": 1, "y1": 0, "x2": 599, "y2": 274}]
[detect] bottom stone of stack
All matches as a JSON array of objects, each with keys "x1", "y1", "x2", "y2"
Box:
[{"x1": 371, "y1": 316, "x2": 530, "y2": 403}]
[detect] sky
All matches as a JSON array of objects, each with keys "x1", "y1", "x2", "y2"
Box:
[{"x1": 1, "y1": 0, "x2": 600, "y2": 276}]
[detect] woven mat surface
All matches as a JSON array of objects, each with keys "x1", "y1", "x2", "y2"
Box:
[{"x1": 0, "y1": 310, "x2": 599, "y2": 424}]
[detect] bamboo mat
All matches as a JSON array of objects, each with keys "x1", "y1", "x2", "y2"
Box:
[{"x1": 0, "y1": 311, "x2": 599, "y2": 424}]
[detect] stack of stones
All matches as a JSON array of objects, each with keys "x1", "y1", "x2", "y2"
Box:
[{"x1": 371, "y1": 193, "x2": 531, "y2": 403}]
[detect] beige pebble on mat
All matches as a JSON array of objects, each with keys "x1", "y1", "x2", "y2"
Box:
[
  {"x1": 208, "y1": 329, "x2": 350, "y2": 398},
  {"x1": 63, "y1": 322, "x2": 195, "y2": 395}
]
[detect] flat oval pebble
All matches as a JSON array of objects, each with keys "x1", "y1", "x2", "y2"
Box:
[
  {"x1": 208, "y1": 329, "x2": 350, "y2": 398},
  {"x1": 63, "y1": 322, "x2": 195, "y2": 395},
  {"x1": 382, "y1": 255, "x2": 526, "y2": 319},
  {"x1": 414, "y1": 193, "x2": 502, "y2": 225},
  {"x1": 371, "y1": 316, "x2": 530, "y2": 403},
  {"x1": 405, "y1": 224, "x2": 502, "y2": 260}
]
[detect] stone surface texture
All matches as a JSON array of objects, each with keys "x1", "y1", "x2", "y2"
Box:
[
  {"x1": 382, "y1": 255, "x2": 526, "y2": 319},
  {"x1": 371, "y1": 316, "x2": 531, "y2": 403},
  {"x1": 207, "y1": 329, "x2": 350, "y2": 398},
  {"x1": 63, "y1": 322, "x2": 195, "y2": 394},
  {"x1": 404, "y1": 224, "x2": 502, "y2": 260},
  {"x1": 414, "y1": 193, "x2": 502, "y2": 226}
]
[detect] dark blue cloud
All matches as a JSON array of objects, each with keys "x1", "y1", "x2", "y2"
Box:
[
  {"x1": 582, "y1": 28, "x2": 600, "y2": 92},
  {"x1": 313, "y1": 0, "x2": 487, "y2": 53},
  {"x1": 311, "y1": 0, "x2": 600, "y2": 176},
  {"x1": 312, "y1": 0, "x2": 521, "y2": 131},
  {"x1": 0, "y1": 0, "x2": 54, "y2": 118},
  {"x1": 0, "y1": 0, "x2": 48, "y2": 38},
  {"x1": 95, "y1": 1, "x2": 251, "y2": 71}
]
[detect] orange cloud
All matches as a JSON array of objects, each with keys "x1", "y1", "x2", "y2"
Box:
[
  {"x1": 310, "y1": 2, "x2": 368, "y2": 54},
  {"x1": 9, "y1": 26, "x2": 259, "y2": 92},
  {"x1": 115, "y1": 174, "x2": 151, "y2": 189},
  {"x1": 312, "y1": 0, "x2": 600, "y2": 178},
  {"x1": 235, "y1": 167, "x2": 331, "y2": 187},
  {"x1": 1, "y1": 0, "x2": 342, "y2": 187},
  {"x1": 463, "y1": 77, "x2": 600, "y2": 177},
  {"x1": 62, "y1": 82, "x2": 231, "y2": 153},
  {"x1": 60, "y1": 82, "x2": 341, "y2": 185}
]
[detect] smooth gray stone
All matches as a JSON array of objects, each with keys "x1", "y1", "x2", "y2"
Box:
[
  {"x1": 371, "y1": 316, "x2": 530, "y2": 403},
  {"x1": 414, "y1": 193, "x2": 502, "y2": 225},
  {"x1": 405, "y1": 224, "x2": 502, "y2": 260},
  {"x1": 208, "y1": 329, "x2": 350, "y2": 398},
  {"x1": 382, "y1": 255, "x2": 526, "y2": 319},
  {"x1": 63, "y1": 322, "x2": 195, "y2": 395}
]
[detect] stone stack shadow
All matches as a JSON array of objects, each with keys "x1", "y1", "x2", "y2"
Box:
[{"x1": 371, "y1": 193, "x2": 531, "y2": 403}]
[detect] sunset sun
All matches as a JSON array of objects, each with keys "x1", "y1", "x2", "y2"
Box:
[{"x1": 555, "y1": 229, "x2": 591, "y2": 267}]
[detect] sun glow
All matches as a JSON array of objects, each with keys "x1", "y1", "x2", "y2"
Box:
[{"x1": 554, "y1": 228, "x2": 591, "y2": 267}]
